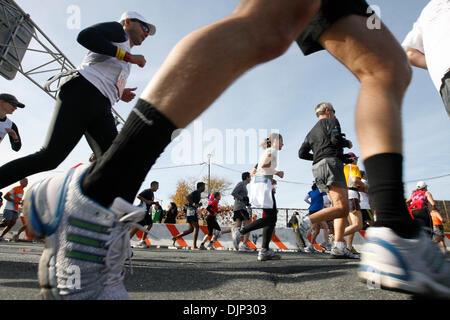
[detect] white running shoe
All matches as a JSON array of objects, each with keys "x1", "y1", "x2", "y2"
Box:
[
  {"x1": 320, "y1": 242, "x2": 332, "y2": 252},
  {"x1": 330, "y1": 246, "x2": 360, "y2": 259},
  {"x1": 239, "y1": 244, "x2": 255, "y2": 252},
  {"x1": 304, "y1": 244, "x2": 320, "y2": 253},
  {"x1": 358, "y1": 227, "x2": 450, "y2": 298},
  {"x1": 232, "y1": 227, "x2": 242, "y2": 251},
  {"x1": 136, "y1": 240, "x2": 149, "y2": 249},
  {"x1": 257, "y1": 248, "x2": 281, "y2": 261},
  {"x1": 23, "y1": 165, "x2": 146, "y2": 300}
]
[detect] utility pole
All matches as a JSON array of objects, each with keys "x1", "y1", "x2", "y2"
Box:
[{"x1": 207, "y1": 154, "x2": 211, "y2": 196}]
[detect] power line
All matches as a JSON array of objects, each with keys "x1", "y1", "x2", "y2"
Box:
[
  {"x1": 150, "y1": 163, "x2": 206, "y2": 170},
  {"x1": 405, "y1": 173, "x2": 450, "y2": 184}
]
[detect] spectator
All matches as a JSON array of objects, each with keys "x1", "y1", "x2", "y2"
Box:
[
  {"x1": 152, "y1": 202, "x2": 163, "y2": 223},
  {"x1": 0, "y1": 93, "x2": 24, "y2": 152},
  {"x1": 164, "y1": 202, "x2": 178, "y2": 224}
]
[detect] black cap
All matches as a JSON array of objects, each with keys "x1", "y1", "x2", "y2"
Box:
[{"x1": 0, "y1": 93, "x2": 25, "y2": 108}]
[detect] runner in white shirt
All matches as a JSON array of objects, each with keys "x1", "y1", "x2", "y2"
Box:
[
  {"x1": 359, "y1": 171, "x2": 374, "y2": 230},
  {"x1": 402, "y1": 0, "x2": 450, "y2": 117}
]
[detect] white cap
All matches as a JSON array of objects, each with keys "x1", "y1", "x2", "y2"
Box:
[
  {"x1": 118, "y1": 11, "x2": 156, "y2": 35},
  {"x1": 416, "y1": 181, "x2": 427, "y2": 189}
]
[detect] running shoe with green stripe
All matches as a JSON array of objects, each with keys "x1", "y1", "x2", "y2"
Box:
[{"x1": 23, "y1": 165, "x2": 146, "y2": 299}]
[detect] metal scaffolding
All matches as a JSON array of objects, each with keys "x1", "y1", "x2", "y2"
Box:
[{"x1": 0, "y1": 0, "x2": 125, "y2": 124}]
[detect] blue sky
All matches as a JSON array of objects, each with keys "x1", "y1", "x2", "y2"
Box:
[{"x1": 1, "y1": 0, "x2": 449, "y2": 211}]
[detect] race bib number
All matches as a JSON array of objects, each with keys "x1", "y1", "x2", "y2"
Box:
[
  {"x1": 186, "y1": 207, "x2": 196, "y2": 217},
  {"x1": 115, "y1": 69, "x2": 127, "y2": 100}
]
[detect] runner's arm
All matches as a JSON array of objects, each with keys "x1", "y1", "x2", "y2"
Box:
[
  {"x1": 77, "y1": 22, "x2": 128, "y2": 58},
  {"x1": 7, "y1": 123, "x2": 21, "y2": 152}
]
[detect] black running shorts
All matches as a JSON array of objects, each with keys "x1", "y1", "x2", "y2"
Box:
[
  {"x1": 297, "y1": 0, "x2": 372, "y2": 55},
  {"x1": 206, "y1": 215, "x2": 221, "y2": 236},
  {"x1": 233, "y1": 209, "x2": 250, "y2": 222}
]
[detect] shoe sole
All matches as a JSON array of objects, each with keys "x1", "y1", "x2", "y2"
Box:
[
  {"x1": 23, "y1": 177, "x2": 70, "y2": 300},
  {"x1": 258, "y1": 256, "x2": 281, "y2": 261},
  {"x1": 358, "y1": 266, "x2": 450, "y2": 298},
  {"x1": 24, "y1": 185, "x2": 61, "y2": 299}
]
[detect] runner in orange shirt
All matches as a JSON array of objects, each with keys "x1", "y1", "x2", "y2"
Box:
[
  {"x1": 430, "y1": 209, "x2": 447, "y2": 253},
  {"x1": 0, "y1": 178, "x2": 28, "y2": 240}
]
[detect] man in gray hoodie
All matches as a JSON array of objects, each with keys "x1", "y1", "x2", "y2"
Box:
[{"x1": 231, "y1": 172, "x2": 252, "y2": 251}]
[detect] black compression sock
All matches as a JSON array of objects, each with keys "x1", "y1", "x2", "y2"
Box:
[
  {"x1": 363, "y1": 153, "x2": 420, "y2": 238},
  {"x1": 82, "y1": 99, "x2": 178, "y2": 207}
]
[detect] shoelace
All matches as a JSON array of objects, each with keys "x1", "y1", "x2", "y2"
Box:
[{"x1": 103, "y1": 210, "x2": 146, "y2": 287}]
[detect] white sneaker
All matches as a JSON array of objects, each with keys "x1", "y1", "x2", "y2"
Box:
[
  {"x1": 136, "y1": 240, "x2": 149, "y2": 249},
  {"x1": 320, "y1": 242, "x2": 332, "y2": 251},
  {"x1": 232, "y1": 227, "x2": 242, "y2": 251},
  {"x1": 257, "y1": 248, "x2": 281, "y2": 261},
  {"x1": 358, "y1": 227, "x2": 450, "y2": 298},
  {"x1": 330, "y1": 246, "x2": 360, "y2": 259},
  {"x1": 239, "y1": 244, "x2": 255, "y2": 252},
  {"x1": 304, "y1": 244, "x2": 320, "y2": 253},
  {"x1": 23, "y1": 165, "x2": 146, "y2": 300}
]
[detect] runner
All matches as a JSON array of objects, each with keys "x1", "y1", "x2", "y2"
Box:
[
  {"x1": 199, "y1": 192, "x2": 231, "y2": 250},
  {"x1": 303, "y1": 183, "x2": 328, "y2": 252},
  {"x1": 129, "y1": 181, "x2": 159, "y2": 248},
  {"x1": 402, "y1": 0, "x2": 450, "y2": 117},
  {"x1": 23, "y1": 0, "x2": 449, "y2": 299},
  {"x1": 0, "y1": 178, "x2": 27, "y2": 241},
  {"x1": 359, "y1": 170, "x2": 374, "y2": 230},
  {"x1": 231, "y1": 172, "x2": 253, "y2": 252},
  {"x1": 406, "y1": 181, "x2": 435, "y2": 237},
  {"x1": 0, "y1": 94, "x2": 24, "y2": 152},
  {"x1": 430, "y1": 208, "x2": 447, "y2": 254},
  {"x1": 233, "y1": 133, "x2": 284, "y2": 261},
  {"x1": 298, "y1": 102, "x2": 358, "y2": 259},
  {"x1": 343, "y1": 152, "x2": 366, "y2": 254},
  {"x1": 172, "y1": 182, "x2": 205, "y2": 250},
  {"x1": 0, "y1": 11, "x2": 154, "y2": 189}
]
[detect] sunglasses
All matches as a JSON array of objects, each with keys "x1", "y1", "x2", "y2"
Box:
[{"x1": 130, "y1": 19, "x2": 150, "y2": 34}]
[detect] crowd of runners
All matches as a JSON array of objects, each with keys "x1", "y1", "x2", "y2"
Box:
[{"x1": 0, "y1": 0, "x2": 449, "y2": 299}]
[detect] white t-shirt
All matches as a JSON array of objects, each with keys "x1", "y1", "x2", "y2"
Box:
[
  {"x1": 78, "y1": 39, "x2": 131, "y2": 106},
  {"x1": 0, "y1": 117, "x2": 13, "y2": 145},
  {"x1": 359, "y1": 178, "x2": 371, "y2": 210},
  {"x1": 402, "y1": 0, "x2": 450, "y2": 92},
  {"x1": 255, "y1": 147, "x2": 279, "y2": 176}
]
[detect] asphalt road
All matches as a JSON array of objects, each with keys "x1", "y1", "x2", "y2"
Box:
[{"x1": 0, "y1": 240, "x2": 424, "y2": 301}]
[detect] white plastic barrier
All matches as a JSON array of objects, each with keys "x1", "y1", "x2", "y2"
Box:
[{"x1": 132, "y1": 223, "x2": 450, "y2": 251}]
